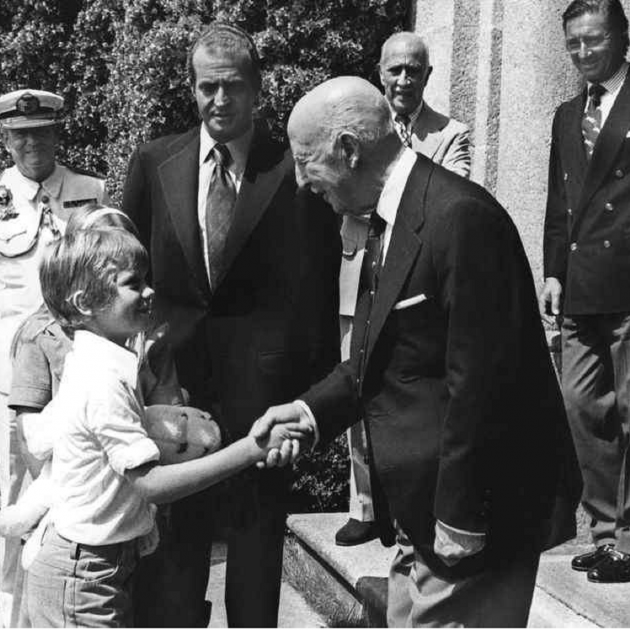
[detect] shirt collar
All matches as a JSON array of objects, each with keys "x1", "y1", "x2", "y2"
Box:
[
  {"x1": 199, "y1": 123, "x2": 253, "y2": 178},
  {"x1": 73, "y1": 330, "x2": 139, "y2": 388},
  {"x1": 588, "y1": 61, "x2": 629, "y2": 97},
  {"x1": 41, "y1": 163, "x2": 64, "y2": 199},
  {"x1": 5, "y1": 162, "x2": 62, "y2": 201},
  {"x1": 376, "y1": 148, "x2": 417, "y2": 226}
]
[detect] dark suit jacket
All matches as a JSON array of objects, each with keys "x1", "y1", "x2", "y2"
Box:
[
  {"x1": 122, "y1": 123, "x2": 340, "y2": 440},
  {"x1": 303, "y1": 155, "x2": 577, "y2": 576},
  {"x1": 544, "y1": 70, "x2": 630, "y2": 315}
]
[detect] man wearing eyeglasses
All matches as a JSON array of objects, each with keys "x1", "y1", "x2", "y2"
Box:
[{"x1": 540, "y1": 0, "x2": 630, "y2": 584}]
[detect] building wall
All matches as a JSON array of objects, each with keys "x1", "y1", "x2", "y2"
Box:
[{"x1": 409, "y1": 0, "x2": 630, "y2": 285}]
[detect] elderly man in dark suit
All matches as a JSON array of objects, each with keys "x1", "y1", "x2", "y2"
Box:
[
  {"x1": 335, "y1": 30, "x2": 472, "y2": 548},
  {"x1": 540, "y1": 0, "x2": 630, "y2": 584},
  {"x1": 122, "y1": 23, "x2": 339, "y2": 627},
  {"x1": 254, "y1": 76, "x2": 575, "y2": 627}
]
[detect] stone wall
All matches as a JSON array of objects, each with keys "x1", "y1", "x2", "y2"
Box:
[{"x1": 409, "y1": 0, "x2": 630, "y2": 285}]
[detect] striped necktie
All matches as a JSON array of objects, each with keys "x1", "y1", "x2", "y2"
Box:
[
  {"x1": 205, "y1": 144, "x2": 236, "y2": 289},
  {"x1": 582, "y1": 83, "x2": 606, "y2": 160},
  {"x1": 394, "y1": 114, "x2": 412, "y2": 148}
]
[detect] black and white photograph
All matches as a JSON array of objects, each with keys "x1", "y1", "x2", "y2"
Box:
[{"x1": 0, "y1": 0, "x2": 628, "y2": 627}]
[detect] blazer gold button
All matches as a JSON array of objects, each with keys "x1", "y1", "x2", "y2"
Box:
[
  {"x1": 615, "y1": 169, "x2": 624, "y2": 178},
  {"x1": 605, "y1": 202, "x2": 614, "y2": 211},
  {"x1": 604, "y1": 240, "x2": 611, "y2": 248},
  {"x1": 41, "y1": 194, "x2": 50, "y2": 204},
  {"x1": 570, "y1": 242, "x2": 577, "y2": 251},
  {"x1": 564, "y1": 172, "x2": 568, "y2": 181},
  {"x1": 567, "y1": 208, "x2": 572, "y2": 215}
]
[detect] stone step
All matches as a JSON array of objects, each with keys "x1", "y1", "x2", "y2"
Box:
[{"x1": 284, "y1": 513, "x2": 626, "y2": 628}]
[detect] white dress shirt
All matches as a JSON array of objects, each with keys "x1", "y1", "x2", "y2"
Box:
[
  {"x1": 585, "y1": 61, "x2": 629, "y2": 125},
  {"x1": 197, "y1": 124, "x2": 253, "y2": 281},
  {"x1": 49, "y1": 331, "x2": 160, "y2": 545}
]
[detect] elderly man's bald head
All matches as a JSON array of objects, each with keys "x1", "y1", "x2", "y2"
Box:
[
  {"x1": 380, "y1": 32, "x2": 430, "y2": 66},
  {"x1": 379, "y1": 31, "x2": 432, "y2": 116},
  {"x1": 288, "y1": 77, "x2": 402, "y2": 216},
  {"x1": 289, "y1": 76, "x2": 392, "y2": 147}
]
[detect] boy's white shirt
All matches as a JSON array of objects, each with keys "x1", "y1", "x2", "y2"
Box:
[{"x1": 48, "y1": 330, "x2": 160, "y2": 546}]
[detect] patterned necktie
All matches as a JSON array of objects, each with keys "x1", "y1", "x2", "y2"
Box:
[
  {"x1": 394, "y1": 114, "x2": 412, "y2": 148},
  {"x1": 205, "y1": 144, "x2": 236, "y2": 289},
  {"x1": 582, "y1": 83, "x2": 606, "y2": 160}
]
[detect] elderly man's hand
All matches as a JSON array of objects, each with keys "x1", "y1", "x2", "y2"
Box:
[{"x1": 250, "y1": 402, "x2": 316, "y2": 469}]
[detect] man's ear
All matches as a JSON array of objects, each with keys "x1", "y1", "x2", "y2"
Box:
[
  {"x1": 378, "y1": 64, "x2": 385, "y2": 88},
  {"x1": 338, "y1": 132, "x2": 361, "y2": 169},
  {"x1": 425, "y1": 65, "x2": 433, "y2": 85}
]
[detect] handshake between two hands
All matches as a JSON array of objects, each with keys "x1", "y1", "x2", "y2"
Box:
[{"x1": 248, "y1": 402, "x2": 316, "y2": 469}]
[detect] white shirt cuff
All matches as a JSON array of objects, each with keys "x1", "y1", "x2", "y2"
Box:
[{"x1": 294, "y1": 400, "x2": 320, "y2": 449}]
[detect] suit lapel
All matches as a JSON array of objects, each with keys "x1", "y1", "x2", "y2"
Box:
[
  {"x1": 215, "y1": 123, "x2": 289, "y2": 289},
  {"x1": 158, "y1": 128, "x2": 210, "y2": 296},
  {"x1": 579, "y1": 72, "x2": 630, "y2": 212},
  {"x1": 566, "y1": 91, "x2": 588, "y2": 189},
  {"x1": 411, "y1": 104, "x2": 443, "y2": 159},
  {"x1": 362, "y1": 161, "x2": 430, "y2": 362}
]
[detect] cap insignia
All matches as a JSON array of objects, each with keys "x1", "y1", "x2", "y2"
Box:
[{"x1": 16, "y1": 94, "x2": 40, "y2": 115}]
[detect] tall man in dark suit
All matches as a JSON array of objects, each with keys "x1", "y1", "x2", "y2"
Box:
[
  {"x1": 255, "y1": 76, "x2": 574, "y2": 627},
  {"x1": 540, "y1": 0, "x2": 630, "y2": 584},
  {"x1": 122, "y1": 24, "x2": 339, "y2": 626}
]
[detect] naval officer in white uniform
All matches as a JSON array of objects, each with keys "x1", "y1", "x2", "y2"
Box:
[{"x1": 0, "y1": 88, "x2": 109, "y2": 626}]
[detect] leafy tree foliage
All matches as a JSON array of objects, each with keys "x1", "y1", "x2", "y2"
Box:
[{"x1": 0, "y1": 0, "x2": 407, "y2": 511}]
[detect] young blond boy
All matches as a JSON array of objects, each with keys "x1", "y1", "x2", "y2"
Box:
[{"x1": 25, "y1": 228, "x2": 304, "y2": 626}]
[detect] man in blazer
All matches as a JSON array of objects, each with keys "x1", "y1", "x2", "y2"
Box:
[
  {"x1": 540, "y1": 0, "x2": 630, "y2": 584},
  {"x1": 255, "y1": 76, "x2": 575, "y2": 626},
  {"x1": 335, "y1": 31, "x2": 472, "y2": 547},
  {"x1": 122, "y1": 24, "x2": 339, "y2": 627}
]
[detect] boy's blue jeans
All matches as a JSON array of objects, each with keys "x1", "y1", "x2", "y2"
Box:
[{"x1": 26, "y1": 525, "x2": 137, "y2": 627}]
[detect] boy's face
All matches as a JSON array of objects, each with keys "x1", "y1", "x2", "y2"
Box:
[{"x1": 91, "y1": 267, "x2": 154, "y2": 346}]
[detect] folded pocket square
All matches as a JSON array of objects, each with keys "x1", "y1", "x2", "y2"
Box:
[{"x1": 393, "y1": 294, "x2": 428, "y2": 310}]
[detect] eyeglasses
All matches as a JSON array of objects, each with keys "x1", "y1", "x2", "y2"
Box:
[{"x1": 565, "y1": 33, "x2": 611, "y2": 53}]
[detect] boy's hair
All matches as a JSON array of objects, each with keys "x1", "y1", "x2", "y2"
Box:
[
  {"x1": 65, "y1": 204, "x2": 140, "y2": 237},
  {"x1": 40, "y1": 228, "x2": 148, "y2": 332}
]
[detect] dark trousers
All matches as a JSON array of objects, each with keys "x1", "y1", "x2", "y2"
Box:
[
  {"x1": 134, "y1": 494, "x2": 213, "y2": 628},
  {"x1": 562, "y1": 313, "x2": 630, "y2": 551},
  {"x1": 134, "y1": 475, "x2": 288, "y2": 628},
  {"x1": 225, "y1": 471, "x2": 288, "y2": 628}
]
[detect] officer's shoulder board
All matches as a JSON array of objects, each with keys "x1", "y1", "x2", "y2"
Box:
[{"x1": 61, "y1": 162, "x2": 106, "y2": 180}]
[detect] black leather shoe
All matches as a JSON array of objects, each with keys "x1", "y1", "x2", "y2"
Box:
[
  {"x1": 587, "y1": 549, "x2": 630, "y2": 583},
  {"x1": 571, "y1": 544, "x2": 614, "y2": 572},
  {"x1": 335, "y1": 518, "x2": 379, "y2": 546}
]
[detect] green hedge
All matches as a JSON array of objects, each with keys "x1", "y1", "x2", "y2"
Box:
[{"x1": 0, "y1": 0, "x2": 407, "y2": 512}]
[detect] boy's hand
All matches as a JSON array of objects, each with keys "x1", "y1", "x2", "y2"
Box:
[{"x1": 250, "y1": 403, "x2": 315, "y2": 468}]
